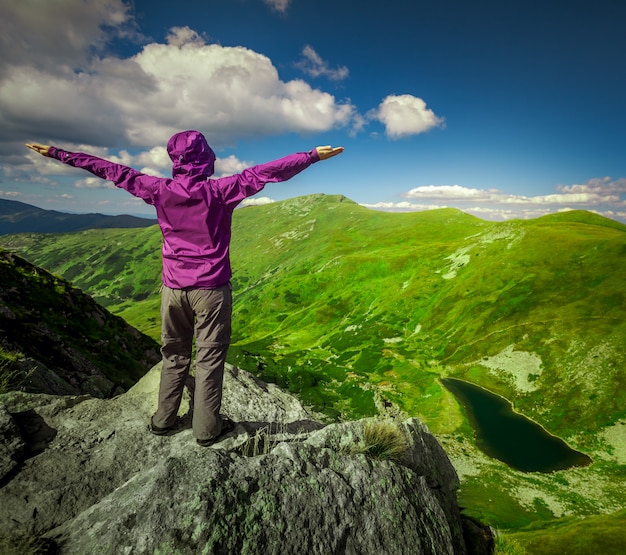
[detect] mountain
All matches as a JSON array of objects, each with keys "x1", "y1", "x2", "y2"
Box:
[
  {"x1": 2, "y1": 194, "x2": 625, "y2": 541},
  {"x1": 0, "y1": 363, "x2": 488, "y2": 554},
  {"x1": 0, "y1": 198, "x2": 157, "y2": 235},
  {"x1": 0, "y1": 247, "x2": 489, "y2": 554},
  {"x1": 0, "y1": 249, "x2": 160, "y2": 397}
]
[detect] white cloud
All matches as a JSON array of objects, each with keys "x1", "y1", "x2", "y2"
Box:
[
  {"x1": 296, "y1": 46, "x2": 349, "y2": 81},
  {"x1": 361, "y1": 201, "x2": 446, "y2": 212},
  {"x1": 402, "y1": 180, "x2": 626, "y2": 208},
  {"x1": 0, "y1": 0, "x2": 137, "y2": 74},
  {"x1": 404, "y1": 184, "x2": 498, "y2": 201},
  {"x1": 370, "y1": 94, "x2": 444, "y2": 139},
  {"x1": 75, "y1": 176, "x2": 116, "y2": 189},
  {"x1": 107, "y1": 146, "x2": 171, "y2": 174},
  {"x1": 241, "y1": 196, "x2": 275, "y2": 207},
  {"x1": 368, "y1": 177, "x2": 626, "y2": 223},
  {"x1": 557, "y1": 177, "x2": 626, "y2": 196},
  {"x1": 215, "y1": 155, "x2": 253, "y2": 177},
  {"x1": 165, "y1": 26, "x2": 207, "y2": 48},
  {"x1": 263, "y1": 0, "x2": 290, "y2": 13},
  {"x1": 0, "y1": 11, "x2": 357, "y2": 150}
]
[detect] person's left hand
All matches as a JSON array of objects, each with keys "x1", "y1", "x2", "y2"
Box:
[
  {"x1": 315, "y1": 145, "x2": 344, "y2": 160},
  {"x1": 25, "y1": 143, "x2": 51, "y2": 157}
]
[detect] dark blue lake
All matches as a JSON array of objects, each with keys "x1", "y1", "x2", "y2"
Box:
[{"x1": 441, "y1": 378, "x2": 592, "y2": 473}]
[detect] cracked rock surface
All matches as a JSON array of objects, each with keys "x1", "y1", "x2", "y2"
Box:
[{"x1": 0, "y1": 363, "x2": 469, "y2": 555}]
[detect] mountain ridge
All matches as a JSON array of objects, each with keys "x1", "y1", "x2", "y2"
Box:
[
  {"x1": 0, "y1": 198, "x2": 157, "y2": 235},
  {"x1": 1, "y1": 193, "x2": 624, "y2": 536}
]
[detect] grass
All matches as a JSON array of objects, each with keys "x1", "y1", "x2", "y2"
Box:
[
  {"x1": 2, "y1": 194, "x2": 625, "y2": 540},
  {"x1": 345, "y1": 419, "x2": 409, "y2": 463},
  {"x1": 493, "y1": 531, "x2": 527, "y2": 555},
  {"x1": 239, "y1": 424, "x2": 287, "y2": 457},
  {"x1": 506, "y1": 510, "x2": 626, "y2": 555},
  {"x1": 0, "y1": 355, "x2": 34, "y2": 394},
  {"x1": 0, "y1": 248, "x2": 160, "y2": 392}
]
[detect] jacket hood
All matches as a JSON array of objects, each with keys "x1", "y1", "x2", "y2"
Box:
[{"x1": 167, "y1": 130, "x2": 216, "y2": 178}]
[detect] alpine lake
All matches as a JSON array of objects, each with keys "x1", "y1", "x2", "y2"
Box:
[{"x1": 441, "y1": 378, "x2": 592, "y2": 472}]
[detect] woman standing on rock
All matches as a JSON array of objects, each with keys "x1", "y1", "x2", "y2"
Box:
[{"x1": 26, "y1": 133, "x2": 343, "y2": 446}]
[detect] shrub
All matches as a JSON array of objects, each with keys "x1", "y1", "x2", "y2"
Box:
[
  {"x1": 0, "y1": 353, "x2": 32, "y2": 394},
  {"x1": 348, "y1": 419, "x2": 409, "y2": 463}
]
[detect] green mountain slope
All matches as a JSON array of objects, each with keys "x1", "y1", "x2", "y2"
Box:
[
  {"x1": 0, "y1": 249, "x2": 160, "y2": 396},
  {"x1": 2, "y1": 194, "x2": 625, "y2": 537},
  {"x1": 0, "y1": 198, "x2": 157, "y2": 235}
]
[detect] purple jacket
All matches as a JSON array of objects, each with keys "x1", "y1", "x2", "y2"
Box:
[{"x1": 50, "y1": 130, "x2": 320, "y2": 289}]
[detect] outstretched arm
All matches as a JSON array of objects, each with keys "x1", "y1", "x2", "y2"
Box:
[
  {"x1": 219, "y1": 145, "x2": 345, "y2": 207},
  {"x1": 25, "y1": 142, "x2": 161, "y2": 205}
]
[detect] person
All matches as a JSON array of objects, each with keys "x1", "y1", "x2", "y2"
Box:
[{"x1": 26, "y1": 132, "x2": 344, "y2": 446}]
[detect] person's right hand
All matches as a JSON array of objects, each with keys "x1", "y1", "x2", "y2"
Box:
[
  {"x1": 25, "y1": 143, "x2": 52, "y2": 157},
  {"x1": 315, "y1": 145, "x2": 344, "y2": 160}
]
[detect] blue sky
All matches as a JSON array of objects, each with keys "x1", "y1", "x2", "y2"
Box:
[{"x1": 1, "y1": 0, "x2": 625, "y2": 222}]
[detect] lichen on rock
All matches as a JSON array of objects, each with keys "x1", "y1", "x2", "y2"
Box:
[{"x1": 0, "y1": 363, "x2": 477, "y2": 554}]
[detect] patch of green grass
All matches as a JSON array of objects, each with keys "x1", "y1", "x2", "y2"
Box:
[
  {"x1": 493, "y1": 530, "x2": 527, "y2": 555},
  {"x1": 508, "y1": 510, "x2": 626, "y2": 555},
  {"x1": 0, "y1": 249, "x2": 159, "y2": 392},
  {"x1": 2, "y1": 195, "x2": 625, "y2": 534}
]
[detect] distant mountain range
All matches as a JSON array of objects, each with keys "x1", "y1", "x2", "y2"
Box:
[
  {"x1": 1, "y1": 193, "x2": 625, "y2": 537},
  {"x1": 0, "y1": 198, "x2": 157, "y2": 235}
]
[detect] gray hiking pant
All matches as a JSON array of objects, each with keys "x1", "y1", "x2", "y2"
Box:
[{"x1": 152, "y1": 284, "x2": 232, "y2": 441}]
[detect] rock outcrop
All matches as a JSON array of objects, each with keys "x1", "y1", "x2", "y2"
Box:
[{"x1": 0, "y1": 363, "x2": 475, "y2": 554}]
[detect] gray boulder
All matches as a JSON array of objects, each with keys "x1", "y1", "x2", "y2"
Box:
[{"x1": 0, "y1": 363, "x2": 469, "y2": 554}]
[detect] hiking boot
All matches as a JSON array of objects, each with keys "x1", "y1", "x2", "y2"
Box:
[
  {"x1": 148, "y1": 418, "x2": 174, "y2": 436},
  {"x1": 196, "y1": 417, "x2": 236, "y2": 447}
]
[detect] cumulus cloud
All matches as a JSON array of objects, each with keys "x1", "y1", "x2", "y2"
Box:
[
  {"x1": 361, "y1": 201, "x2": 446, "y2": 212},
  {"x1": 75, "y1": 176, "x2": 116, "y2": 189},
  {"x1": 402, "y1": 180, "x2": 626, "y2": 208},
  {"x1": 0, "y1": 0, "x2": 137, "y2": 75},
  {"x1": 403, "y1": 185, "x2": 498, "y2": 201},
  {"x1": 0, "y1": 7, "x2": 357, "y2": 151},
  {"x1": 295, "y1": 46, "x2": 349, "y2": 81},
  {"x1": 367, "y1": 177, "x2": 626, "y2": 222},
  {"x1": 369, "y1": 94, "x2": 444, "y2": 139},
  {"x1": 557, "y1": 176, "x2": 626, "y2": 196},
  {"x1": 215, "y1": 155, "x2": 254, "y2": 177}
]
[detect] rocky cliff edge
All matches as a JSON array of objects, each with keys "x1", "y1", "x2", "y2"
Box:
[{"x1": 0, "y1": 362, "x2": 484, "y2": 554}]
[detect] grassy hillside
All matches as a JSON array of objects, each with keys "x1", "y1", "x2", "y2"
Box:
[
  {"x1": 0, "y1": 249, "x2": 160, "y2": 396},
  {"x1": 0, "y1": 198, "x2": 157, "y2": 235},
  {"x1": 2, "y1": 194, "x2": 625, "y2": 543}
]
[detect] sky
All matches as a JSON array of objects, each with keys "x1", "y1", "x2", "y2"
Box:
[{"x1": 1, "y1": 0, "x2": 626, "y2": 223}]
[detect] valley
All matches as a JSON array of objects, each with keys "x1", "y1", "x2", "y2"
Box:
[{"x1": 2, "y1": 194, "x2": 625, "y2": 549}]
